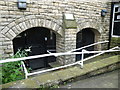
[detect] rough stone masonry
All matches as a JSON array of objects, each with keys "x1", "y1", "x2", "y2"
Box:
[{"x1": 0, "y1": 0, "x2": 112, "y2": 65}]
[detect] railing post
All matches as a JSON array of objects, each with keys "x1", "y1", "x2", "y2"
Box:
[
  {"x1": 78, "y1": 49, "x2": 85, "y2": 69},
  {"x1": 21, "y1": 61, "x2": 28, "y2": 79},
  {"x1": 81, "y1": 49, "x2": 84, "y2": 68}
]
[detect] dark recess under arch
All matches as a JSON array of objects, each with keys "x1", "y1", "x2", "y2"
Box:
[
  {"x1": 76, "y1": 28, "x2": 95, "y2": 61},
  {"x1": 13, "y1": 27, "x2": 56, "y2": 70}
]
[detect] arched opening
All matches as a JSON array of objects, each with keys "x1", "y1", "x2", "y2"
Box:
[
  {"x1": 76, "y1": 28, "x2": 95, "y2": 61},
  {"x1": 13, "y1": 27, "x2": 56, "y2": 70}
]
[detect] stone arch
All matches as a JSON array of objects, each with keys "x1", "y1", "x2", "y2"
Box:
[
  {"x1": 77, "y1": 20, "x2": 101, "y2": 34},
  {"x1": 77, "y1": 21, "x2": 102, "y2": 50},
  {"x1": 0, "y1": 15, "x2": 63, "y2": 58},
  {"x1": 1, "y1": 15, "x2": 63, "y2": 40}
]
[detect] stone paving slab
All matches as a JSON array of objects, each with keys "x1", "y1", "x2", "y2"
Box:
[
  {"x1": 68, "y1": 66, "x2": 90, "y2": 77},
  {"x1": 54, "y1": 68, "x2": 75, "y2": 81},
  {"x1": 1, "y1": 55, "x2": 120, "y2": 88},
  {"x1": 10, "y1": 79, "x2": 40, "y2": 88},
  {"x1": 30, "y1": 72, "x2": 61, "y2": 85}
]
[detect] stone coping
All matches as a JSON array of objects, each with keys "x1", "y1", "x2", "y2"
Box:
[{"x1": 1, "y1": 55, "x2": 120, "y2": 88}]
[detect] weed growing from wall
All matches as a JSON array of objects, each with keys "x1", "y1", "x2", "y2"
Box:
[{"x1": 2, "y1": 49, "x2": 28, "y2": 84}]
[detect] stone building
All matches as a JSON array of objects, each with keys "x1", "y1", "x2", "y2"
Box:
[{"x1": 0, "y1": 0, "x2": 120, "y2": 70}]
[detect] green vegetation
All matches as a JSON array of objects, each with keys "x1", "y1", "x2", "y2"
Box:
[
  {"x1": 110, "y1": 37, "x2": 120, "y2": 55},
  {"x1": 110, "y1": 37, "x2": 120, "y2": 48},
  {"x1": 0, "y1": 64, "x2": 2, "y2": 85},
  {"x1": 1, "y1": 50, "x2": 28, "y2": 84}
]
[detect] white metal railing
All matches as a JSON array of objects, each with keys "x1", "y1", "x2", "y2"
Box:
[
  {"x1": 26, "y1": 46, "x2": 120, "y2": 77},
  {"x1": 0, "y1": 41, "x2": 109, "y2": 64},
  {"x1": 67, "y1": 40, "x2": 109, "y2": 52},
  {"x1": 0, "y1": 41, "x2": 120, "y2": 79}
]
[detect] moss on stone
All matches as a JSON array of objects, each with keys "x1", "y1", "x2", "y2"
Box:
[
  {"x1": 54, "y1": 68, "x2": 75, "y2": 81},
  {"x1": 0, "y1": 81, "x2": 16, "y2": 88},
  {"x1": 63, "y1": 20, "x2": 77, "y2": 29},
  {"x1": 110, "y1": 37, "x2": 120, "y2": 55},
  {"x1": 65, "y1": 20, "x2": 77, "y2": 28},
  {"x1": 110, "y1": 37, "x2": 120, "y2": 48},
  {"x1": 31, "y1": 72, "x2": 60, "y2": 85}
]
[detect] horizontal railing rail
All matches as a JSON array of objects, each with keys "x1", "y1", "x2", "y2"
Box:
[
  {"x1": 0, "y1": 41, "x2": 120, "y2": 79},
  {"x1": 67, "y1": 40, "x2": 109, "y2": 52},
  {"x1": 0, "y1": 48, "x2": 119, "y2": 64},
  {"x1": 27, "y1": 46, "x2": 120, "y2": 77},
  {"x1": 0, "y1": 41, "x2": 109, "y2": 64}
]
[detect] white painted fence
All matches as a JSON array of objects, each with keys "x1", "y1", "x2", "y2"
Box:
[{"x1": 0, "y1": 41, "x2": 120, "y2": 79}]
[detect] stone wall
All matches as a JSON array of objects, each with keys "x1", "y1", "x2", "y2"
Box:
[
  {"x1": 0, "y1": 0, "x2": 112, "y2": 64},
  {"x1": 110, "y1": 37, "x2": 120, "y2": 48},
  {"x1": 110, "y1": 37, "x2": 120, "y2": 55}
]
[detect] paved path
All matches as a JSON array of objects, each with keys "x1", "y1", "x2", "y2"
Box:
[{"x1": 60, "y1": 70, "x2": 119, "y2": 88}]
